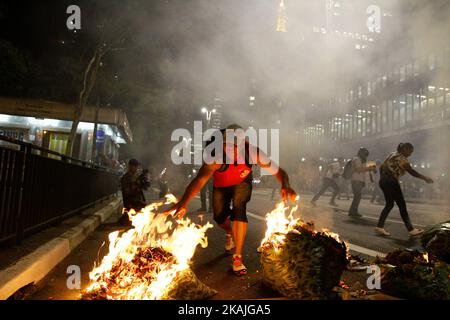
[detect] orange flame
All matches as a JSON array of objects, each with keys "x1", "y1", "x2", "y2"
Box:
[
  {"x1": 260, "y1": 196, "x2": 347, "y2": 252},
  {"x1": 85, "y1": 194, "x2": 213, "y2": 300}
]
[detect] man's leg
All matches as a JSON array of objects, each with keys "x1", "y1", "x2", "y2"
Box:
[
  {"x1": 330, "y1": 179, "x2": 339, "y2": 204},
  {"x1": 349, "y1": 181, "x2": 363, "y2": 215},
  {"x1": 391, "y1": 183, "x2": 414, "y2": 231},
  {"x1": 212, "y1": 187, "x2": 233, "y2": 235},
  {"x1": 230, "y1": 182, "x2": 252, "y2": 275},
  {"x1": 312, "y1": 178, "x2": 330, "y2": 202},
  {"x1": 232, "y1": 221, "x2": 247, "y2": 256},
  {"x1": 377, "y1": 180, "x2": 395, "y2": 229}
]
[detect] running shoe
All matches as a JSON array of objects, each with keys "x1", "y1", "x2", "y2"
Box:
[
  {"x1": 232, "y1": 254, "x2": 247, "y2": 276},
  {"x1": 375, "y1": 227, "x2": 391, "y2": 236},
  {"x1": 409, "y1": 228, "x2": 424, "y2": 237}
]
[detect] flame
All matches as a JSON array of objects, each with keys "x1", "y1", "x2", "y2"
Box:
[
  {"x1": 423, "y1": 252, "x2": 429, "y2": 263},
  {"x1": 260, "y1": 196, "x2": 300, "y2": 250},
  {"x1": 85, "y1": 195, "x2": 213, "y2": 300},
  {"x1": 260, "y1": 196, "x2": 347, "y2": 252}
]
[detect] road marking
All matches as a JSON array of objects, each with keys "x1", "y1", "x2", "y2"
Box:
[
  {"x1": 247, "y1": 211, "x2": 386, "y2": 258},
  {"x1": 329, "y1": 207, "x2": 426, "y2": 228},
  {"x1": 346, "y1": 243, "x2": 386, "y2": 258},
  {"x1": 252, "y1": 193, "x2": 427, "y2": 228}
]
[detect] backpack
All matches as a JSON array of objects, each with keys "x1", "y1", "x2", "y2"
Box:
[{"x1": 342, "y1": 160, "x2": 353, "y2": 180}]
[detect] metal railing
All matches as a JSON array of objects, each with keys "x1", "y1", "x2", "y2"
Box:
[{"x1": 0, "y1": 135, "x2": 119, "y2": 246}]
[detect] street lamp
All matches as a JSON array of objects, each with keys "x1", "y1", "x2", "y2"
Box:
[{"x1": 201, "y1": 107, "x2": 216, "y2": 127}]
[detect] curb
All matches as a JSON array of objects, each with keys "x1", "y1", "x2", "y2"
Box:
[{"x1": 0, "y1": 197, "x2": 122, "y2": 300}]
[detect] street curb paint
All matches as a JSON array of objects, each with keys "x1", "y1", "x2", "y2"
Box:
[{"x1": 0, "y1": 197, "x2": 121, "y2": 300}]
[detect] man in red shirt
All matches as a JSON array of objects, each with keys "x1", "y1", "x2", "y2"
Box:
[{"x1": 167, "y1": 124, "x2": 297, "y2": 276}]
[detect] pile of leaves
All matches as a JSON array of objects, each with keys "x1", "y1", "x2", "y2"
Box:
[
  {"x1": 261, "y1": 222, "x2": 348, "y2": 299},
  {"x1": 421, "y1": 221, "x2": 450, "y2": 264},
  {"x1": 376, "y1": 249, "x2": 450, "y2": 300},
  {"x1": 81, "y1": 247, "x2": 216, "y2": 300}
]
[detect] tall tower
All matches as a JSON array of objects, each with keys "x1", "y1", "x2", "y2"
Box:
[
  {"x1": 211, "y1": 95, "x2": 223, "y2": 129},
  {"x1": 276, "y1": 0, "x2": 287, "y2": 33}
]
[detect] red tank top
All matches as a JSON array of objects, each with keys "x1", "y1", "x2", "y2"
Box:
[
  {"x1": 213, "y1": 163, "x2": 252, "y2": 187},
  {"x1": 213, "y1": 143, "x2": 252, "y2": 188}
]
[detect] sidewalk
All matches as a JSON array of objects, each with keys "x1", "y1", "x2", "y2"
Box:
[{"x1": 0, "y1": 196, "x2": 122, "y2": 300}]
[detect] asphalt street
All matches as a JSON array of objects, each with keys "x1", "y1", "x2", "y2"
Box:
[{"x1": 28, "y1": 187, "x2": 449, "y2": 300}]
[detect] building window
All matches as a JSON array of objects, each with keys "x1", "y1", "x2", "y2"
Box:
[
  {"x1": 413, "y1": 93, "x2": 421, "y2": 121},
  {"x1": 393, "y1": 100, "x2": 400, "y2": 130},
  {"x1": 399, "y1": 97, "x2": 406, "y2": 128},
  {"x1": 420, "y1": 87, "x2": 428, "y2": 119},
  {"x1": 376, "y1": 106, "x2": 382, "y2": 133},
  {"x1": 387, "y1": 100, "x2": 393, "y2": 131},
  {"x1": 406, "y1": 94, "x2": 413, "y2": 123}
]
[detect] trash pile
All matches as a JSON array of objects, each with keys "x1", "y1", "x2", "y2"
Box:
[
  {"x1": 261, "y1": 220, "x2": 348, "y2": 299},
  {"x1": 82, "y1": 246, "x2": 216, "y2": 300},
  {"x1": 421, "y1": 221, "x2": 450, "y2": 264},
  {"x1": 81, "y1": 196, "x2": 217, "y2": 300},
  {"x1": 376, "y1": 249, "x2": 450, "y2": 300}
]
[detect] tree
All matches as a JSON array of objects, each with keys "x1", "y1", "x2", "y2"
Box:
[{"x1": 65, "y1": 22, "x2": 129, "y2": 157}]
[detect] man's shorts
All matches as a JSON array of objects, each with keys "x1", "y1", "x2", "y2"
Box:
[{"x1": 212, "y1": 181, "x2": 252, "y2": 224}]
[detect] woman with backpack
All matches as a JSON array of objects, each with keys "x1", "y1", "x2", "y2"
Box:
[{"x1": 375, "y1": 143, "x2": 434, "y2": 237}]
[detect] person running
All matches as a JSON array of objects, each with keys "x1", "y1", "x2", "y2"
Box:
[
  {"x1": 311, "y1": 157, "x2": 345, "y2": 207},
  {"x1": 375, "y1": 143, "x2": 433, "y2": 237},
  {"x1": 370, "y1": 160, "x2": 384, "y2": 204},
  {"x1": 348, "y1": 147, "x2": 376, "y2": 217},
  {"x1": 166, "y1": 124, "x2": 297, "y2": 276}
]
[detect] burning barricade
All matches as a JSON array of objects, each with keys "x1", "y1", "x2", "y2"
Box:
[
  {"x1": 82, "y1": 195, "x2": 217, "y2": 300},
  {"x1": 260, "y1": 200, "x2": 349, "y2": 299}
]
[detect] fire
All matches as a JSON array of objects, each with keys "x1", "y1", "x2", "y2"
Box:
[
  {"x1": 423, "y1": 252, "x2": 429, "y2": 263},
  {"x1": 85, "y1": 195, "x2": 213, "y2": 300},
  {"x1": 260, "y1": 196, "x2": 346, "y2": 251},
  {"x1": 260, "y1": 196, "x2": 300, "y2": 250}
]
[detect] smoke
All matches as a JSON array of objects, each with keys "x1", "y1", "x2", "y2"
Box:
[{"x1": 92, "y1": 0, "x2": 449, "y2": 184}]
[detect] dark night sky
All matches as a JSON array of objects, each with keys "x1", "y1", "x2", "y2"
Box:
[{"x1": 0, "y1": 0, "x2": 448, "y2": 166}]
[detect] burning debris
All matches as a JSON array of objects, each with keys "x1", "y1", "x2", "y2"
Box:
[
  {"x1": 82, "y1": 195, "x2": 217, "y2": 300},
  {"x1": 260, "y1": 201, "x2": 349, "y2": 299},
  {"x1": 376, "y1": 249, "x2": 450, "y2": 300},
  {"x1": 421, "y1": 221, "x2": 450, "y2": 264}
]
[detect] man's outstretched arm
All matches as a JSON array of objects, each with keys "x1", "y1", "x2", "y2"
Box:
[
  {"x1": 165, "y1": 163, "x2": 220, "y2": 218},
  {"x1": 251, "y1": 146, "x2": 297, "y2": 203}
]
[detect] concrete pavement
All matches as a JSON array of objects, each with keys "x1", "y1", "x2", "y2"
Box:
[{"x1": 25, "y1": 188, "x2": 449, "y2": 300}]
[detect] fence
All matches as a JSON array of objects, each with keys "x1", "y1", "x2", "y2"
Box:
[{"x1": 0, "y1": 135, "x2": 119, "y2": 246}]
